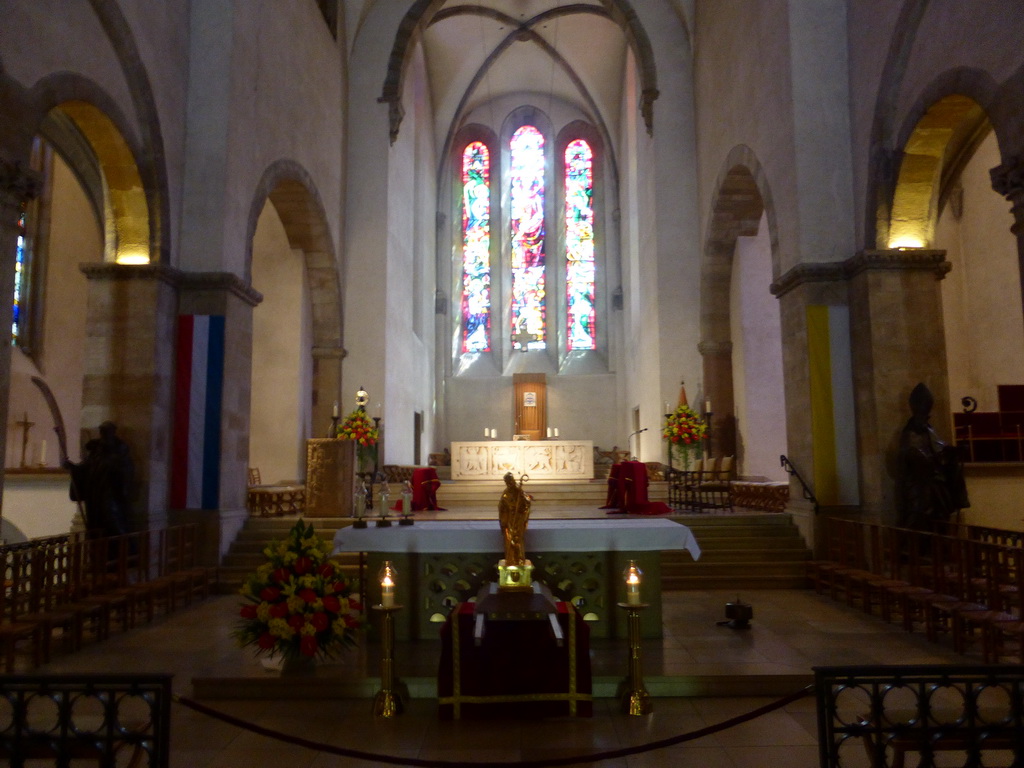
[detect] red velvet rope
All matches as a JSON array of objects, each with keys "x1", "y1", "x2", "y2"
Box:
[{"x1": 173, "y1": 684, "x2": 813, "y2": 767}]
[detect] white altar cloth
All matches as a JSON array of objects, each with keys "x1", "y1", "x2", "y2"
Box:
[{"x1": 332, "y1": 519, "x2": 700, "y2": 560}]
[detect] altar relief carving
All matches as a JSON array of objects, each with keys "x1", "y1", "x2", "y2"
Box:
[{"x1": 451, "y1": 440, "x2": 594, "y2": 480}]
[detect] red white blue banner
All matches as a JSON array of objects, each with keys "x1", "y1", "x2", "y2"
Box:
[{"x1": 170, "y1": 314, "x2": 225, "y2": 509}]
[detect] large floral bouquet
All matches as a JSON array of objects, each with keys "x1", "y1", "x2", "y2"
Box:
[
  {"x1": 663, "y1": 404, "x2": 708, "y2": 470},
  {"x1": 235, "y1": 519, "x2": 362, "y2": 661},
  {"x1": 336, "y1": 408, "x2": 378, "y2": 471}
]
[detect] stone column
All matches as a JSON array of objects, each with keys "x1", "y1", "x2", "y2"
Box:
[
  {"x1": 80, "y1": 264, "x2": 180, "y2": 533},
  {"x1": 177, "y1": 272, "x2": 261, "y2": 563},
  {"x1": 770, "y1": 263, "x2": 847, "y2": 548},
  {"x1": 990, "y1": 156, "x2": 1024, "y2": 310},
  {"x1": 312, "y1": 345, "x2": 345, "y2": 438},
  {"x1": 698, "y1": 340, "x2": 735, "y2": 460},
  {"x1": 0, "y1": 159, "x2": 41, "y2": 521},
  {"x1": 845, "y1": 249, "x2": 950, "y2": 522}
]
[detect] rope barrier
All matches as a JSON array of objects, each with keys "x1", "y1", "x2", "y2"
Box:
[{"x1": 172, "y1": 684, "x2": 813, "y2": 768}]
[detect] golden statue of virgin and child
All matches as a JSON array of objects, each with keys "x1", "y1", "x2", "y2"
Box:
[{"x1": 497, "y1": 472, "x2": 533, "y2": 591}]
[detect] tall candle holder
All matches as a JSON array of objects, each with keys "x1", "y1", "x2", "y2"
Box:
[
  {"x1": 617, "y1": 561, "x2": 652, "y2": 714},
  {"x1": 373, "y1": 563, "x2": 407, "y2": 717}
]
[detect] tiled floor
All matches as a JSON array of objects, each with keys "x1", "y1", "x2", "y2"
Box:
[{"x1": 36, "y1": 586, "x2": 969, "y2": 767}]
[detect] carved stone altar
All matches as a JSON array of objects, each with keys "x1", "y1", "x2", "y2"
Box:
[
  {"x1": 450, "y1": 440, "x2": 594, "y2": 480},
  {"x1": 304, "y1": 439, "x2": 356, "y2": 517}
]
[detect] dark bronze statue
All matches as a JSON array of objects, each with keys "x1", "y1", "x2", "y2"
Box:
[
  {"x1": 898, "y1": 383, "x2": 969, "y2": 531},
  {"x1": 65, "y1": 421, "x2": 134, "y2": 538}
]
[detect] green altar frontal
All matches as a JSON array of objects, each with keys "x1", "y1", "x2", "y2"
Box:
[{"x1": 332, "y1": 519, "x2": 700, "y2": 641}]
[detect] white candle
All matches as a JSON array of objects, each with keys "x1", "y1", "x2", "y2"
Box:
[
  {"x1": 485, "y1": 428, "x2": 490, "y2": 438},
  {"x1": 39, "y1": 440, "x2": 47, "y2": 466},
  {"x1": 333, "y1": 401, "x2": 339, "y2": 418},
  {"x1": 554, "y1": 428, "x2": 559, "y2": 437},
  {"x1": 547, "y1": 427, "x2": 552, "y2": 438},
  {"x1": 705, "y1": 400, "x2": 712, "y2": 414},
  {"x1": 626, "y1": 573, "x2": 641, "y2": 605},
  {"x1": 381, "y1": 576, "x2": 395, "y2": 608}
]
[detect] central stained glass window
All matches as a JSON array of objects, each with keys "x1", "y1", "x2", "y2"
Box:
[{"x1": 509, "y1": 125, "x2": 546, "y2": 350}]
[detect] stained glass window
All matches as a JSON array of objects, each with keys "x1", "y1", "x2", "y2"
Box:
[
  {"x1": 460, "y1": 141, "x2": 492, "y2": 353},
  {"x1": 12, "y1": 206, "x2": 27, "y2": 345},
  {"x1": 565, "y1": 139, "x2": 595, "y2": 351},
  {"x1": 510, "y1": 125, "x2": 546, "y2": 350}
]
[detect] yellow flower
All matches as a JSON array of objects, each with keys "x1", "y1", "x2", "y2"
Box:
[
  {"x1": 286, "y1": 595, "x2": 304, "y2": 614},
  {"x1": 301, "y1": 622, "x2": 317, "y2": 636},
  {"x1": 256, "y1": 603, "x2": 271, "y2": 622},
  {"x1": 268, "y1": 618, "x2": 294, "y2": 639}
]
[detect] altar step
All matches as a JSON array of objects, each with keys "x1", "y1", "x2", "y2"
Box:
[{"x1": 216, "y1": 511, "x2": 811, "y2": 593}]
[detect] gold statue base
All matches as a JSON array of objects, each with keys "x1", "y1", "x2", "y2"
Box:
[{"x1": 497, "y1": 559, "x2": 534, "y2": 592}]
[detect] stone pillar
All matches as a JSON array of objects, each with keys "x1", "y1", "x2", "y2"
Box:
[
  {"x1": 698, "y1": 340, "x2": 735, "y2": 460},
  {"x1": 0, "y1": 159, "x2": 41, "y2": 521},
  {"x1": 176, "y1": 273, "x2": 261, "y2": 562},
  {"x1": 845, "y1": 249, "x2": 950, "y2": 522},
  {"x1": 771, "y1": 263, "x2": 847, "y2": 548},
  {"x1": 990, "y1": 156, "x2": 1024, "y2": 311},
  {"x1": 80, "y1": 264, "x2": 180, "y2": 533},
  {"x1": 312, "y1": 345, "x2": 345, "y2": 439}
]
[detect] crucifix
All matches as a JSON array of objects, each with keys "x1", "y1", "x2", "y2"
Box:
[{"x1": 15, "y1": 411, "x2": 34, "y2": 468}]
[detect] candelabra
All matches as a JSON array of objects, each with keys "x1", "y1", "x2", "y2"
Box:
[{"x1": 373, "y1": 562, "x2": 407, "y2": 717}]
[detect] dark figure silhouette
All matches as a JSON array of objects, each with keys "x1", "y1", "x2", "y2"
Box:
[
  {"x1": 66, "y1": 421, "x2": 134, "y2": 538},
  {"x1": 898, "y1": 383, "x2": 969, "y2": 532}
]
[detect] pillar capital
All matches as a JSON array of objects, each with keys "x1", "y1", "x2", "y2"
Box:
[
  {"x1": 991, "y1": 156, "x2": 1024, "y2": 235},
  {"x1": 0, "y1": 158, "x2": 42, "y2": 208}
]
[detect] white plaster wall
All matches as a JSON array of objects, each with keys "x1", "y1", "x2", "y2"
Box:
[
  {"x1": 249, "y1": 203, "x2": 312, "y2": 484},
  {"x1": 938, "y1": 131, "x2": 1024, "y2": 414},
  {"x1": 180, "y1": 1, "x2": 344, "y2": 276},
  {"x1": 1, "y1": 476, "x2": 79, "y2": 541},
  {"x1": 730, "y1": 215, "x2": 787, "y2": 481},
  {"x1": 6, "y1": 154, "x2": 99, "y2": 469}
]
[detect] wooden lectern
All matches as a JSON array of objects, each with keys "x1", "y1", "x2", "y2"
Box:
[{"x1": 305, "y1": 439, "x2": 356, "y2": 517}]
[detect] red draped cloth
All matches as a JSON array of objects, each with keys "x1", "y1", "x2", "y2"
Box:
[
  {"x1": 601, "y1": 461, "x2": 671, "y2": 515},
  {"x1": 438, "y1": 602, "x2": 592, "y2": 719},
  {"x1": 412, "y1": 467, "x2": 443, "y2": 511}
]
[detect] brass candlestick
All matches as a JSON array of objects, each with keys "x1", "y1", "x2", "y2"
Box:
[
  {"x1": 617, "y1": 601, "x2": 652, "y2": 715},
  {"x1": 372, "y1": 604, "x2": 407, "y2": 717}
]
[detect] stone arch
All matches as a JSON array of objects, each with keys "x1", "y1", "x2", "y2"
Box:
[
  {"x1": 887, "y1": 72, "x2": 998, "y2": 248},
  {"x1": 700, "y1": 145, "x2": 779, "y2": 460},
  {"x1": 246, "y1": 159, "x2": 344, "y2": 434},
  {"x1": 380, "y1": 0, "x2": 659, "y2": 142}
]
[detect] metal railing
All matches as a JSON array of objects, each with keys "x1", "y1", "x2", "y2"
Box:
[
  {"x1": 780, "y1": 454, "x2": 818, "y2": 514},
  {"x1": 0, "y1": 674, "x2": 172, "y2": 767}
]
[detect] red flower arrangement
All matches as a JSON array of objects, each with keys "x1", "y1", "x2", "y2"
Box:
[
  {"x1": 663, "y1": 404, "x2": 708, "y2": 469},
  {"x1": 235, "y1": 519, "x2": 361, "y2": 661},
  {"x1": 336, "y1": 408, "x2": 378, "y2": 471}
]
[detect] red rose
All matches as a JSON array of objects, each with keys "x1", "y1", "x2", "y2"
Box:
[
  {"x1": 269, "y1": 602, "x2": 289, "y2": 618},
  {"x1": 257, "y1": 632, "x2": 276, "y2": 649},
  {"x1": 318, "y1": 563, "x2": 334, "y2": 578},
  {"x1": 259, "y1": 587, "x2": 281, "y2": 602},
  {"x1": 332, "y1": 582, "x2": 347, "y2": 593},
  {"x1": 310, "y1": 613, "x2": 329, "y2": 631},
  {"x1": 321, "y1": 595, "x2": 340, "y2": 613},
  {"x1": 272, "y1": 568, "x2": 290, "y2": 584},
  {"x1": 348, "y1": 598, "x2": 362, "y2": 611},
  {"x1": 287, "y1": 614, "x2": 305, "y2": 630},
  {"x1": 240, "y1": 604, "x2": 258, "y2": 620},
  {"x1": 293, "y1": 557, "x2": 313, "y2": 575},
  {"x1": 300, "y1": 636, "x2": 318, "y2": 657},
  {"x1": 298, "y1": 588, "x2": 318, "y2": 604}
]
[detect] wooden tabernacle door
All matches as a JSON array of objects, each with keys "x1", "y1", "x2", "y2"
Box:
[{"x1": 513, "y1": 373, "x2": 546, "y2": 440}]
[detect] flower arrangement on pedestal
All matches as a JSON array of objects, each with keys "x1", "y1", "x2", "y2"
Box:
[
  {"x1": 663, "y1": 404, "x2": 708, "y2": 470},
  {"x1": 336, "y1": 408, "x2": 378, "y2": 472},
  {"x1": 235, "y1": 519, "x2": 362, "y2": 662}
]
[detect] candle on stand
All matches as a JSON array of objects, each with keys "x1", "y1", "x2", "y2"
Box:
[
  {"x1": 554, "y1": 428, "x2": 559, "y2": 437},
  {"x1": 333, "y1": 401, "x2": 339, "y2": 418},
  {"x1": 380, "y1": 561, "x2": 396, "y2": 608},
  {"x1": 625, "y1": 561, "x2": 642, "y2": 605},
  {"x1": 484, "y1": 428, "x2": 489, "y2": 438},
  {"x1": 490, "y1": 428, "x2": 497, "y2": 438},
  {"x1": 705, "y1": 400, "x2": 712, "y2": 414},
  {"x1": 39, "y1": 440, "x2": 47, "y2": 466},
  {"x1": 546, "y1": 427, "x2": 552, "y2": 438}
]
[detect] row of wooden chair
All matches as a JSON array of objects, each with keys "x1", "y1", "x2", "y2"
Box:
[
  {"x1": 810, "y1": 516, "x2": 1024, "y2": 662},
  {"x1": 0, "y1": 525, "x2": 217, "y2": 672},
  {"x1": 666, "y1": 456, "x2": 734, "y2": 512}
]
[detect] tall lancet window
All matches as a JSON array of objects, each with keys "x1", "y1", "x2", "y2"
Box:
[
  {"x1": 564, "y1": 139, "x2": 595, "y2": 350},
  {"x1": 12, "y1": 206, "x2": 28, "y2": 344},
  {"x1": 460, "y1": 142, "x2": 492, "y2": 353},
  {"x1": 509, "y1": 125, "x2": 546, "y2": 350}
]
